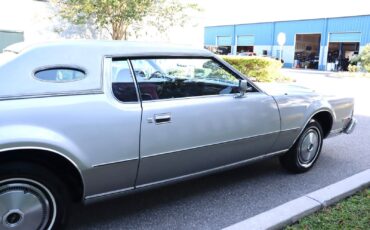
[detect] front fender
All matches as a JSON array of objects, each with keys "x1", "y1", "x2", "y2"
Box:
[
  {"x1": 303, "y1": 98, "x2": 336, "y2": 128},
  {"x1": 270, "y1": 94, "x2": 336, "y2": 152}
]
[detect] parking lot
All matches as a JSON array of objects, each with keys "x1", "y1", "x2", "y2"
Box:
[{"x1": 68, "y1": 69, "x2": 370, "y2": 230}]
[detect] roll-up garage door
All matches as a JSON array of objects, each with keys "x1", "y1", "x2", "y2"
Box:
[
  {"x1": 329, "y1": 33, "x2": 361, "y2": 42},
  {"x1": 217, "y1": 36, "x2": 232, "y2": 46},
  {"x1": 237, "y1": 35, "x2": 255, "y2": 46}
]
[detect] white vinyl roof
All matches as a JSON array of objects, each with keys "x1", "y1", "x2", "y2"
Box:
[
  {"x1": 0, "y1": 40, "x2": 214, "y2": 99},
  {"x1": 4, "y1": 40, "x2": 213, "y2": 57}
]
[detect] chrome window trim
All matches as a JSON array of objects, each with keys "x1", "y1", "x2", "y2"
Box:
[
  {"x1": 108, "y1": 55, "x2": 262, "y2": 103},
  {"x1": 128, "y1": 59, "x2": 142, "y2": 104},
  {"x1": 0, "y1": 89, "x2": 104, "y2": 101},
  {"x1": 99, "y1": 54, "x2": 105, "y2": 93},
  {"x1": 106, "y1": 54, "x2": 215, "y2": 59},
  {"x1": 33, "y1": 65, "x2": 87, "y2": 83},
  {"x1": 140, "y1": 91, "x2": 260, "y2": 103},
  {"x1": 127, "y1": 56, "x2": 243, "y2": 80},
  {"x1": 107, "y1": 58, "x2": 141, "y2": 104}
]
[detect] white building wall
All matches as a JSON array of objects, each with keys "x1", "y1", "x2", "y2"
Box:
[
  {"x1": 253, "y1": 45, "x2": 272, "y2": 56},
  {"x1": 272, "y1": 45, "x2": 295, "y2": 67},
  {"x1": 0, "y1": 0, "x2": 60, "y2": 42},
  {"x1": 321, "y1": 46, "x2": 329, "y2": 70},
  {"x1": 359, "y1": 46, "x2": 366, "y2": 53}
]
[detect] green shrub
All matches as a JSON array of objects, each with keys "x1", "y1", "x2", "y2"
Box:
[
  {"x1": 351, "y1": 44, "x2": 370, "y2": 72},
  {"x1": 221, "y1": 56, "x2": 284, "y2": 82},
  {"x1": 348, "y1": 64, "x2": 359, "y2": 72}
]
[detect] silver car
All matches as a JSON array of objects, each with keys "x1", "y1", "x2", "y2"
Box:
[{"x1": 0, "y1": 41, "x2": 356, "y2": 230}]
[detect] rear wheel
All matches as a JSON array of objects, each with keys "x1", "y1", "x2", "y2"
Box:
[
  {"x1": 0, "y1": 163, "x2": 69, "y2": 230},
  {"x1": 280, "y1": 120, "x2": 323, "y2": 173}
]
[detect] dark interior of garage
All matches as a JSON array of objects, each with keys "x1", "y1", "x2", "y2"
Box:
[
  {"x1": 327, "y1": 42, "x2": 359, "y2": 71},
  {"x1": 294, "y1": 34, "x2": 321, "y2": 69},
  {"x1": 237, "y1": 46, "x2": 254, "y2": 54},
  {"x1": 216, "y1": 46, "x2": 231, "y2": 55}
]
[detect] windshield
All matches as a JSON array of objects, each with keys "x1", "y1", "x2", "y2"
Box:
[{"x1": 0, "y1": 52, "x2": 17, "y2": 66}]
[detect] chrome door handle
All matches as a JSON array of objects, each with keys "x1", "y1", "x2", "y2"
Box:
[{"x1": 154, "y1": 113, "x2": 171, "y2": 124}]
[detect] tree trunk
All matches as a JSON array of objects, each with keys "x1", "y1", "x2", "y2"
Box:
[{"x1": 111, "y1": 21, "x2": 128, "y2": 40}]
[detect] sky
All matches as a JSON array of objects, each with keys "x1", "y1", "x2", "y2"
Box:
[{"x1": 0, "y1": 0, "x2": 369, "y2": 46}]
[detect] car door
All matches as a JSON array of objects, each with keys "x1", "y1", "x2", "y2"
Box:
[{"x1": 131, "y1": 57, "x2": 280, "y2": 186}]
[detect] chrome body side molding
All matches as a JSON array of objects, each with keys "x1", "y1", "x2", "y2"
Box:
[{"x1": 84, "y1": 149, "x2": 288, "y2": 203}]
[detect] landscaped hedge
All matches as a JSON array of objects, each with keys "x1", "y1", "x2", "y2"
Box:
[
  {"x1": 221, "y1": 56, "x2": 285, "y2": 82},
  {"x1": 350, "y1": 44, "x2": 370, "y2": 72}
]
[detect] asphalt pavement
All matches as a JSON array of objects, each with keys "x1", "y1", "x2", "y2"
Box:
[{"x1": 67, "y1": 69, "x2": 370, "y2": 230}]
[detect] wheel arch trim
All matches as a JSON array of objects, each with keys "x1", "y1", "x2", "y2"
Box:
[
  {"x1": 288, "y1": 108, "x2": 334, "y2": 150},
  {"x1": 0, "y1": 146, "x2": 85, "y2": 200}
]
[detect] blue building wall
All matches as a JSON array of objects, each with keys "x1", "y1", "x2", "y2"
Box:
[
  {"x1": 327, "y1": 15, "x2": 370, "y2": 44},
  {"x1": 204, "y1": 25, "x2": 235, "y2": 46},
  {"x1": 235, "y1": 22, "x2": 274, "y2": 45},
  {"x1": 204, "y1": 15, "x2": 370, "y2": 70},
  {"x1": 273, "y1": 19, "x2": 326, "y2": 46}
]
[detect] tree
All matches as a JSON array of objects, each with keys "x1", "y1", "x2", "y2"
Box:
[{"x1": 51, "y1": 0, "x2": 200, "y2": 40}]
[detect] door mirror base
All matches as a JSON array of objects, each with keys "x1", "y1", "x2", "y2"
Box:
[{"x1": 235, "y1": 79, "x2": 248, "y2": 98}]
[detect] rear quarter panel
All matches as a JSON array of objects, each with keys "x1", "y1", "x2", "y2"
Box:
[{"x1": 0, "y1": 94, "x2": 141, "y2": 197}]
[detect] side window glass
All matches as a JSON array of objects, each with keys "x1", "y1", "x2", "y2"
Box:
[
  {"x1": 34, "y1": 68, "x2": 85, "y2": 82},
  {"x1": 130, "y1": 58, "x2": 240, "y2": 101},
  {"x1": 111, "y1": 60, "x2": 138, "y2": 102}
]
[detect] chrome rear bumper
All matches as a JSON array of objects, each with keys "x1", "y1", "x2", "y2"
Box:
[{"x1": 343, "y1": 117, "x2": 357, "y2": 134}]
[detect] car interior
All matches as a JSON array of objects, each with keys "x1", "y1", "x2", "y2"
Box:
[{"x1": 112, "y1": 58, "x2": 242, "y2": 102}]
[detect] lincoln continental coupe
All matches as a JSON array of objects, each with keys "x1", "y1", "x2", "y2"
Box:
[{"x1": 0, "y1": 41, "x2": 356, "y2": 229}]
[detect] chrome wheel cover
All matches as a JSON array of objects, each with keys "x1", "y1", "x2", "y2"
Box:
[
  {"x1": 298, "y1": 127, "x2": 322, "y2": 168},
  {"x1": 0, "y1": 179, "x2": 56, "y2": 230}
]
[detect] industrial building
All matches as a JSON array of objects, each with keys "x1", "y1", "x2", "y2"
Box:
[{"x1": 204, "y1": 15, "x2": 370, "y2": 71}]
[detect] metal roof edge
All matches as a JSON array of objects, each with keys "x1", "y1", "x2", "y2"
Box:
[{"x1": 204, "y1": 14, "x2": 370, "y2": 28}]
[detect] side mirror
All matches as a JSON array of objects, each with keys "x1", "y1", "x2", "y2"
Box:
[{"x1": 236, "y1": 79, "x2": 248, "y2": 98}]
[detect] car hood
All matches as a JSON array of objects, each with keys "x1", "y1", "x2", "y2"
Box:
[{"x1": 256, "y1": 83, "x2": 316, "y2": 96}]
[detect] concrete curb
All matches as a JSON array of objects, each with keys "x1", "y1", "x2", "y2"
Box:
[{"x1": 224, "y1": 169, "x2": 370, "y2": 230}]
